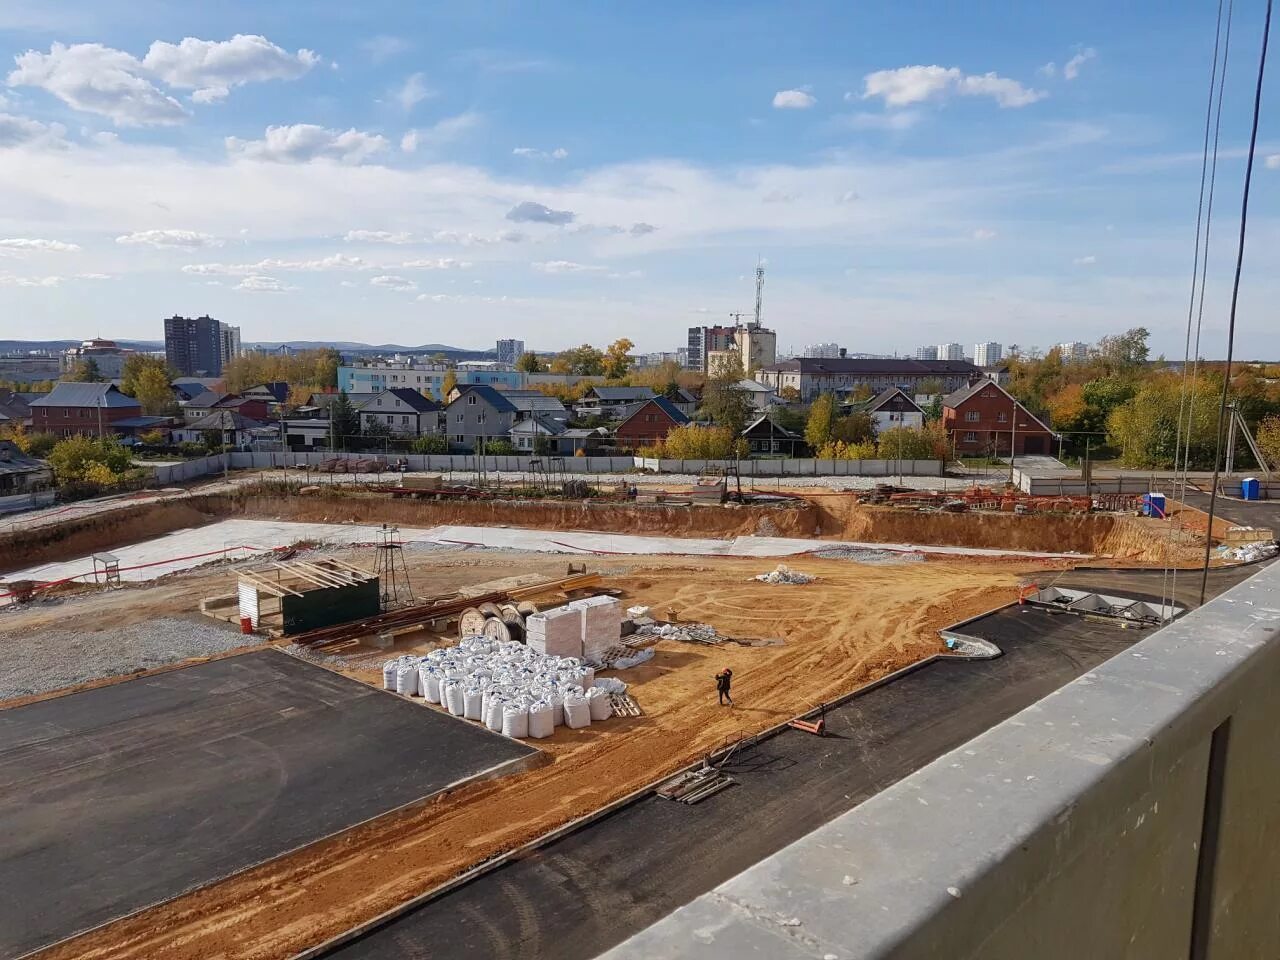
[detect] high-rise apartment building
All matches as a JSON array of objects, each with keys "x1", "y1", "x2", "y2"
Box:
[
  {"x1": 938, "y1": 343, "x2": 965, "y2": 361},
  {"x1": 804, "y1": 342, "x2": 841, "y2": 359},
  {"x1": 1058, "y1": 341, "x2": 1090, "y2": 362},
  {"x1": 915, "y1": 345, "x2": 939, "y2": 361},
  {"x1": 973, "y1": 342, "x2": 1003, "y2": 366},
  {"x1": 164, "y1": 315, "x2": 238, "y2": 377},
  {"x1": 495, "y1": 339, "x2": 525, "y2": 365},
  {"x1": 687, "y1": 325, "x2": 738, "y2": 373}
]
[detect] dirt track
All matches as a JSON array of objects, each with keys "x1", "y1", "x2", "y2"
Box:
[{"x1": 28, "y1": 551, "x2": 1027, "y2": 960}]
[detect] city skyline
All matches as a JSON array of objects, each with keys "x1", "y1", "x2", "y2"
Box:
[{"x1": 0, "y1": 3, "x2": 1277, "y2": 357}]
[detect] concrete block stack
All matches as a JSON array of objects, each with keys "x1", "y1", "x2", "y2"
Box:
[
  {"x1": 525, "y1": 604, "x2": 584, "y2": 658},
  {"x1": 572, "y1": 595, "x2": 623, "y2": 664}
]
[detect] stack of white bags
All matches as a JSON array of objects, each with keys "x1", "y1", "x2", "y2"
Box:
[{"x1": 382, "y1": 636, "x2": 617, "y2": 740}]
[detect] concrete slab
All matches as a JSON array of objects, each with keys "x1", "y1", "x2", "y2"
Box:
[{"x1": 0, "y1": 650, "x2": 534, "y2": 960}]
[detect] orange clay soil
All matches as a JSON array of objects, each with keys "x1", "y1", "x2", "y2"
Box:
[{"x1": 35, "y1": 553, "x2": 1027, "y2": 960}]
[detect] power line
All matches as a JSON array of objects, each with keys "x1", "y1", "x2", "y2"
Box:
[{"x1": 1200, "y1": 0, "x2": 1272, "y2": 605}]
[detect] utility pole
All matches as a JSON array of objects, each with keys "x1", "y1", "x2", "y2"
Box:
[{"x1": 1008, "y1": 414, "x2": 1017, "y2": 486}]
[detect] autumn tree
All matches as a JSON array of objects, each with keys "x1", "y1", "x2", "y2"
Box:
[
  {"x1": 1257, "y1": 415, "x2": 1280, "y2": 470},
  {"x1": 831, "y1": 411, "x2": 874, "y2": 444},
  {"x1": 778, "y1": 385, "x2": 801, "y2": 403},
  {"x1": 699, "y1": 360, "x2": 753, "y2": 436},
  {"x1": 550, "y1": 344, "x2": 605, "y2": 376},
  {"x1": 516, "y1": 352, "x2": 544, "y2": 373},
  {"x1": 47, "y1": 435, "x2": 133, "y2": 485},
  {"x1": 133, "y1": 364, "x2": 179, "y2": 416},
  {"x1": 121, "y1": 355, "x2": 174, "y2": 397},
  {"x1": 804, "y1": 393, "x2": 837, "y2": 450},
  {"x1": 441, "y1": 369, "x2": 458, "y2": 399},
  {"x1": 603, "y1": 338, "x2": 635, "y2": 380},
  {"x1": 1097, "y1": 327, "x2": 1150, "y2": 372},
  {"x1": 66, "y1": 358, "x2": 102, "y2": 382}
]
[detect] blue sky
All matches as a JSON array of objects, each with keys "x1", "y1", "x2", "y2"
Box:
[{"x1": 0, "y1": 1, "x2": 1276, "y2": 357}]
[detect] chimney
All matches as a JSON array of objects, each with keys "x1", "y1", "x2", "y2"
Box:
[{"x1": 839, "y1": 347, "x2": 847, "y2": 359}]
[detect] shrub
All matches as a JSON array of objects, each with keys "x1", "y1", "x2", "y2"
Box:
[{"x1": 409, "y1": 435, "x2": 448, "y2": 454}]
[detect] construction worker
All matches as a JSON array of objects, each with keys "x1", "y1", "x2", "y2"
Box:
[{"x1": 715, "y1": 667, "x2": 734, "y2": 707}]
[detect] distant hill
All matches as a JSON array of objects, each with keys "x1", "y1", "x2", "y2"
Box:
[{"x1": 1, "y1": 338, "x2": 487, "y2": 356}]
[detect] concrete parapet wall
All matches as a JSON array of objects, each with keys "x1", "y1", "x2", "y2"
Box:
[{"x1": 603, "y1": 560, "x2": 1280, "y2": 960}]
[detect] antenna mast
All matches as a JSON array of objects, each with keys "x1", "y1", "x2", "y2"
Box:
[{"x1": 753, "y1": 259, "x2": 765, "y2": 328}]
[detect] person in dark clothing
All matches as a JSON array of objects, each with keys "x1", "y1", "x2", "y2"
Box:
[{"x1": 715, "y1": 668, "x2": 734, "y2": 706}]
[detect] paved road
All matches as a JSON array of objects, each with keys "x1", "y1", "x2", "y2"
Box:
[
  {"x1": 0, "y1": 651, "x2": 532, "y2": 960},
  {"x1": 321, "y1": 606, "x2": 1148, "y2": 960}
]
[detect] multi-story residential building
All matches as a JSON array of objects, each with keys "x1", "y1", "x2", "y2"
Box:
[
  {"x1": 756, "y1": 358, "x2": 980, "y2": 402},
  {"x1": 29, "y1": 382, "x2": 142, "y2": 437},
  {"x1": 60, "y1": 339, "x2": 135, "y2": 380},
  {"x1": 687, "y1": 325, "x2": 737, "y2": 373},
  {"x1": 938, "y1": 343, "x2": 965, "y2": 361},
  {"x1": 164, "y1": 315, "x2": 238, "y2": 377},
  {"x1": 338, "y1": 360, "x2": 522, "y2": 397},
  {"x1": 804, "y1": 343, "x2": 842, "y2": 359},
  {"x1": 914, "y1": 345, "x2": 939, "y2": 361},
  {"x1": 737, "y1": 324, "x2": 776, "y2": 374},
  {"x1": 495, "y1": 339, "x2": 525, "y2": 366},
  {"x1": 973, "y1": 342, "x2": 1003, "y2": 367},
  {"x1": 1058, "y1": 341, "x2": 1090, "y2": 362}
]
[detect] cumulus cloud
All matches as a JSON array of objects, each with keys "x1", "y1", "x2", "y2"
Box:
[
  {"x1": 860, "y1": 65, "x2": 1045, "y2": 109},
  {"x1": 344, "y1": 229, "x2": 415, "y2": 243},
  {"x1": 1063, "y1": 48, "x2": 1097, "y2": 81},
  {"x1": 1072, "y1": 255, "x2": 1097, "y2": 266},
  {"x1": 1263, "y1": 154, "x2": 1280, "y2": 169},
  {"x1": 116, "y1": 229, "x2": 222, "y2": 248},
  {"x1": 506, "y1": 200, "x2": 575, "y2": 225},
  {"x1": 370, "y1": 274, "x2": 417, "y2": 291},
  {"x1": 772, "y1": 89, "x2": 816, "y2": 109},
  {"x1": 532, "y1": 260, "x2": 606, "y2": 274},
  {"x1": 236, "y1": 274, "x2": 292, "y2": 292},
  {"x1": 400, "y1": 112, "x2": 481, "y2": 153},
  {"x1": 0, "y1": 112, "x2": 64, "y2": 147},
  {"x1": 0, "y1": 273, "x2": 62, "y2": 287},
  {"x1": 226, "y1": 124, "x2": 389, "y2": 164},
  {"x1": 183, "y1": 253, "x2": 368, "y2": 275},
  {"x1": 629, "y1": 222, "x2": 657, "y2": 236},
  {"x1": 394, "y1": 72, "x2": 432, "y2": 112},
  {"x1": 8, "y1": 42, "x2": 188, "y2": 126},
  {"x1": 0, "y1": 237, "x2": 79, "y2": 252},
  {"x1": 513, "y1": 146, "x2": 568, "y2": 160},
  {"x1": 400, "y1": 257, "x2": 471, "y2": 269},
  {"x1": 971, "y1": 228, "x2": 997, "y2": 241},
  {"x1": 142, "y1": 35, "x2": 319, "y2": 104}
]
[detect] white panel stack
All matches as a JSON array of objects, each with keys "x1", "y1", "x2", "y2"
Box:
[
  {"x1": 572, "y1": 595, "x2": 622, "y2": 664},
  {"x1": 525, "y1": 604, "x2": 584, "y2": 658}
]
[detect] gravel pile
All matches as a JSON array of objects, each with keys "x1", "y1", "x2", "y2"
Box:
[
  {"x1": 753, "y1": 563, "x2": 816, "y2": 584},
  {"x1": 810, "y1": 546, "x2": 926, "y2": 565},
  {"x1": 0, "y1": 617, "x2": 251, "y2": 701}
]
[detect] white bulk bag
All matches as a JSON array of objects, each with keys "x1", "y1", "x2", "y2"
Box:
[
  {"x1": 485, "y1": 695, "x2": 505, "y2": 732},
  {"x1": 444, "y1": 681, "x2": 466, "y2": 716},
  {"x1": 587, "y1": 686, "x2": 614, "y2": 721},
  {"x1": 421, "y1": 669, "x2": 442, "y2": 704},
  {"x1": 463, "y1": 686, "x2": 483, "y2": 721},
  {"x1": 396, "y1": 664, "x2": 419, "y2": 697},
  {"x1": 547, "y1": 690, "x2": 564, "y2": 727},
  {"x1": 383, "y1": 660, "x2": 401, "y2": 690},
  {"x1": 563, "y1": 691, "x2": 591, "y2": 729},
  {"x1": 582, "y1": 666, "x2": 595, "y2": 690},
  {"x1": 501, "y1": 704, "x2": 530, "y2": 739},
  {"x1": 527, "y1": 701, "x2": 554, "y2": 739}
]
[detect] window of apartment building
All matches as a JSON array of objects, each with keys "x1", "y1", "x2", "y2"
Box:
[
  {"x1": 965, "y1": 410, "x2": 980, "y2": 422},
  {"x1": 963, "y1": 431, "x2": 978, "y2": 442}
]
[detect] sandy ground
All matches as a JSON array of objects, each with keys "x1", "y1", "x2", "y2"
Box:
[{"x1": 24, "y1": 546, "x2": 1035, "y2": 960}]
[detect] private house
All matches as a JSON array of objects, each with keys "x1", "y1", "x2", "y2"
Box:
[
  {"x1": 614, "y1": 397, "x2": 690, "y2": 448},
  {"x1": 444, "y1": 384, "x2": 517, "y2": 452},
  {"x1": 575, "y1": 386, "x2": 657, "y2": 420},
  {"x1": 502, "y1": 390, "x2": 570, "y2": 423},
  {"x1": 736, "y1": 379, "x2": 778, "y2": 412},
  {"x1": 111, "y1": 416, "x2": 176, "y2": 442},
  {"x1": 241, "y1": 382, "x2": 290, "y2": 406},
  {"x1": 509, "y1": 416, "x2": 608, "y2": 455},
  {"x1": 845, "y1": 387, "x2": 925, "y2": 433},
  {"x1": 283, "y1": 418, "x2": 331, "y2": 451},
  {"x1": 0, "y1": 389, "x2": 33, "y2": 428},
  {"x1": 29, "y1": 382, "x2": 141, "y2": 437},
  {"x1": 173, "y1": 411, "x2": 270, "y2": 448},
  {"x1": 358, "y1": 388, "x2": 442, "y2": 438},
  {"x1": 180, "y1": 392, "x2": 271, "y2": 424},
  {"x1": 741, "y1": 414, "x2": 805, "y2": 457},
  {"x1": 942, "y1": 380, "x2": 1056, "y2": 456},
  {"x1": 0, "y1": 439, "x2": 53, "y2": 495}
]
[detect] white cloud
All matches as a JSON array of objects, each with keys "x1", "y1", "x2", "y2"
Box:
[
  {"x1": 0, "y1": 237, "x2": 79, "y2": 251},
  {"x1": 861, "y1": 65, "x2": 1045, "y2": 109},
  {"x1": 226, "y1": 124, "x2": 389, "y2": 164},
  {"x1": 400, "y1": 257, "x2": 471, "y2": 269},
  {"x1": 629, "y1": 222, "x2": 658, "y2": 236},
  {"x1": 1073, "y1": 255, "x2": 1097, "y2": 265},
  {"x1": 971, "y1": 229, "x2": 997, "y2": 241},
  {"x1": 76, "y1": 272, "x2": 110, "y2": 280},
  {"x1": 1038, "y1": 62, "x2": 1057, "y2": 79},
  {"x1": 0, "y1": 112, "x2": 63, "y2": 147},
  {"x1": 7, "y1": 42, "x2": 188, "y2": 126},
  {"x1": 400, "y1": 112, "x2": 481, "y2": 153},
  {"x1": 361, "y1": 36, "x2": 411, "y2": 63},
  {"x1": 835, "y1": 109, "x2": 922, "y2": 131},
  {"x1": 394, "y1": 72, "x2": 432, "y2": 112},
  {"x1": 507, "y1": 201, "x2": 575, "y2": 224},
  {"x1": 116, "y1": 229, "x2": 222, "y2": 248},
  {"x1": 1264, "y1": 154, "x2": 1280, "y2": 169},
  {"x1": 0, "y1": 273, "x2": 61, "y2": 287},
  {"x1": 183, "y1": 254, "x2": 368, "y2": 275},
  {"x1": 142, "y1": 35, "x2": 319, "y2": 104},
  {"x1": 772, "y1": 89, "x2": 816, "y2": 109},
  {"x1": 344, "y1": 229, "x2": 415, "y2": 243},
  {"x1": 533, "y1": 260, "x2": 607, "y2": 274},
  {"x1": 370, "y1": 274, "x2": 417, "y2": 291},
  {"x1": 1063, "y1": 48, "x2": 1097, "y2": 81},
  {"x1": 236, "y1": 274, "x2": 292, "y2": 292},
  {"x1": 513, "y1": 146, "x2": 569, "y2": 160}
]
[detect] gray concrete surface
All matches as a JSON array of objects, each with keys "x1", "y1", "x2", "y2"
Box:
[
  {"x1": 0, "y1": 650, "x2": 533, "y2": 960},
  {"x1": 603, "y1": 561, "x2": 1280, "y2": 960}
]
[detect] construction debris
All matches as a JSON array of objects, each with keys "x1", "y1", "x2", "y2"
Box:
[
  {"x1": 810, "y1": 546, "x2": 925, "y2": 565},
  {"x1": 635, "y1": 621, "x2": 724, "y2": 645},
  {"x1": 610, "y1": 693, "x2": 643, "y2": 717},
  {"x1": 657, "y1": 765, "x2": 736, "y2": 804},
  {"x1": 753, "y1": 563, "x2": 815, "y2": 585}
]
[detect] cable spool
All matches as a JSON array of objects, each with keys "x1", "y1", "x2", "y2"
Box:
[
  {"x1": 499, "y1": 603, "x2": 522, "y2": 621},
  {"x1": 477, "y1": 601, "x2": 503, "y2": 619},
  {"x1": 458, "y1": 607, "x2": 487, "y2": 638},
  {"x1": 483, "y1": 617, "x2": 513, "y2": 643},
  {"x1": 516, "y1": 600, "x2": 540, "y2": 617}
]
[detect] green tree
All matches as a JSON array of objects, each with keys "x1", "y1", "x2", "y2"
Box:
[
  {"x1": 478, "y1": 438, "x2": 516, "y2": 455},
  {"x1": 1097, "y1": 327, "x2": 1150, "y2": 372},
  {"x1": 329, "y1": 390, "x2": 360, "y2": 450},
  {"x1": 831, "y1": 411, "x2": 874, "y2": 444},
  {"x1": 603, "y1": 338, "x2": 635, "y2": 379},
  {"x1": 410, "y1": 435, "x2": 448, "y2": 454},
  {"x1": 877, "y1": 425, "x2": 946, "y2": 460},
  {"x1": 66, "y1": 358, "x2": 103, "y2": 382},
  {"x1": 700, "y1": 368, "x2": 753, "y2": 436},
  {"x1": 47, "y1": 435, "x2": 132, "y2": 485},
  {"x1": 26, "y1": 432, "x2": 58, "y2": 458},
  {"x1": 516, "y1": 351, "x2": 544, "y2": 373},
  {"x1": 804, "y1": 393, "x2": 837, "y2": 450},
  {"x1": 925, "y1": 395, "x2": 943, "y2": 422},
  {"x1": 1106, "y1": 374, "x2": 1220, "y2": 468}
]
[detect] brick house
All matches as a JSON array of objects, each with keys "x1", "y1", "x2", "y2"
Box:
[
  {"x1": 29, "y1": 382, "x2": 142, "y2": 437},
  {"x1": 942, "y1": 380, "x2": 1055, "y2": 457},
  {"x1": 614, "y1": 397, "x2": 690, "y2": 447}
]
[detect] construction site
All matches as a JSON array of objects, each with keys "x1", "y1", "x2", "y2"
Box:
[{"x1": 0, "y1": 466, "x2": 1276, "y2": 960}]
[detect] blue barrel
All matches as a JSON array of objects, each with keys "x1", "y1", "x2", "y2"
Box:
[{"x1": 1242, "y1": 477, "x2": 1260, "y2": 501}]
